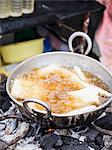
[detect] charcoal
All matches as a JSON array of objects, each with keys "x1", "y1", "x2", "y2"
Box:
[
  {"x1": 103, "y1": 135, "x2": 112, "y2": 150},
  {"x1": 109, "y1": 145, "x2": 112, "y2": 150},
  {"x1": 40, "y1": 133, "x2": 61, "y2": 150},
  {"x1": 61, "y1": 136, "x2": 89, "y2": 150},
  {"x1": 1, "y1": 100, "x2": 12, "y2": 112},
  {"x1": 54, "y1": 139, "x2": 63, "y2": 147},
  {"x1": 95, "y1": 133, "x2": 104, "y2": 147},
  {"x1": 0, "y1": 123, "x2": 6, "y2": 131},
  {"x1": 88, "y1": 142, "x2": 100, "y2": 150},
  {"x1": 25, "y1": 124, "x2": 38, "y2": 138},
  {"x1": 102, "y1": 145, "x2": 112, "y2": 150},
  {"x1": 1, "y1": 122, "x2": 29, "y2": 144},
  {"x1": 0, "y1": 81, "x2": 7, "y2": 95},
  {"x1": 61, "y1": 144, "x2": 89, "y2": 150},
  {"x1": 0, "y1": 95, "x2": 5, "y2": 107},
  {"x1": 40, "y1": 134, "x2": 90, "y2": 150},
  {"x1": 0, "y1": 85, "x2": 7, "y2": 95},
  {"x1": 25, "y1": 125, "x2": 35, "y2": 138},
  {"x1": 85, "y1": 129, "x2": 99, "y2": 142},
  {"x1": 61, "y1": 136, "x2": 79, "y2": 144},
  {"x1": 94, "y1": 114, "x2": 112, "y2": 130},
  {"x1": 0, "y1": 75, "x2": 12, "y2": 112},
  {"x1": 0, "y1": 140, "x2": 8, "y2": 150},
  {"x1": 72, "y1": 125, "x2": 88, "y2": 132},
  {"x1": 0, "y1": 95, "x2": 11, "y2": 104}
]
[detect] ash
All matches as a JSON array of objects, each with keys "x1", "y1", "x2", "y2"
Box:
[{"x1": 0, "y1": 74, "x2": 112, "y2": 150}]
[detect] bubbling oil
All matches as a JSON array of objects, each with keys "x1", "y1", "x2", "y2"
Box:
[{"x1": 11, "y1": 66, "x2": 110, "y2": 114}]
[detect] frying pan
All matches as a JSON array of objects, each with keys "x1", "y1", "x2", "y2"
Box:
[{"x1": 6, "y1": 32, "x2": 112, "y2": 128}]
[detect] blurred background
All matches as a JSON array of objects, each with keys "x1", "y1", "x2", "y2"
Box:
[{"x1": 0, "y1": 0, "x2": 111, "y2": 74}]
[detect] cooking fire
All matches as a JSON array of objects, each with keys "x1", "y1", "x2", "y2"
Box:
[{"x1": 0, "y1": 74, "x2": 112, "y2": 150}]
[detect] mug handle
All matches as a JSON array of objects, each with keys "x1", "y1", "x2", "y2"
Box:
[
  {"x1": 23, "y1": 98, "x2": 52, "y2": 120},
  {"x1": 68, "y1": 31, "x2": 92, "y2": 55}
]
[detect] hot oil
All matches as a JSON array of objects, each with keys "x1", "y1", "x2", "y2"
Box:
[
  {"x1": 11, "y1": 66, "x2": 110, "y2": 114},
  {"x1": 84, "y1": 71, "x2": 110, "y2": 92}
]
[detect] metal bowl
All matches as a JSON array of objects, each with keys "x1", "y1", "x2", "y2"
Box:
[
  {"x1": 6, "y1": 51, "x2": 112, "y2": 128},
  {"x1": 6, "y1": 32, "x2": 112, "y2": 128}
]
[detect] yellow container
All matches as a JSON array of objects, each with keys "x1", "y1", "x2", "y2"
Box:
[{"x1": 0, "y1": 38, "x2": 44, "y2": 63}]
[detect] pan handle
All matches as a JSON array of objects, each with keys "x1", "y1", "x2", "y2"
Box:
[
  {"x1": 68, "y1": 31, "x2": 92, "y2": 55},
  {"x1": 23, "y1": 98, "x2": 52, "y2": 120}
]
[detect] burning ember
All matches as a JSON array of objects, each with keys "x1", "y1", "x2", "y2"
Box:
[{"x1": 0, "y1": 74, "x2": 112, "y2": 150}]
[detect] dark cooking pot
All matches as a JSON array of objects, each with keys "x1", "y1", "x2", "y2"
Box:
[{"x1": 6, "y1": 32, "x2": 112, "y2": 129}]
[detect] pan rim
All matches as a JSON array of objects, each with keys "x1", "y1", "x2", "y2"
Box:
[{"x1": 6, "y1": 52, "x2": 112, "y2": 117}]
